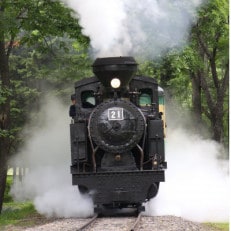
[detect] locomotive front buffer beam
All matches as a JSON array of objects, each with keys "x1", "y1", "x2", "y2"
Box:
[{"x1": 71, "y1": 169, "x2": 165, "y2": 211}]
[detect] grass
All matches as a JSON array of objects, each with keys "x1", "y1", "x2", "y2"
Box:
[
  {"x1": 205, "y1": 222, "x2": 229, "y2": 231},
  {"x1": 3, "y1": 176, "x2": 13, "y2": 203},
  {"x1": 0, "y1": 175, "x2": 53, "y2": 229},
  {"x1": 0, "y1": 201, "x2": 55, "y2": 229},
  {"x1": 1, "y1": 202, "x2": 37, "y2": 226}
]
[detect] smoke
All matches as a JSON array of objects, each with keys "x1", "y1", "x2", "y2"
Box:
[
  {"x1": 10, "y1": 96, "x2": 94, "y2": 218},
  {"x1": 61, "y1": 0, "x2": 204, "y2": 59},
  {"x1": 144, "y1": 101, "x2": 229, "y2": 222}
]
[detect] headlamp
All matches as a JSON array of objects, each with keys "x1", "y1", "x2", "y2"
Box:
[{"x1": 111, "y1": 78, "x2": 121, "y2": 89}]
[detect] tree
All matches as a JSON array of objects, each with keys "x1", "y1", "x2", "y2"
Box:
[
  {"x1": 139, "y1": 0, "x2": 229, "y2": 144},
  {"x1": 0, "y1": 0, "x2": 89, "y2": 213},
  {"x1": 189, "y1": 0, "x2": 229, "y2": 143},
  {"x1": 0, "y1": 2, "x2": 11, "y2": 214}
]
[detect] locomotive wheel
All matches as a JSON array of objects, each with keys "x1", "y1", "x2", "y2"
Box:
[
  {"x1": 146, "y1": 183, "x2": 159, "y2": 200},
  {"x1": 78, "y1": 185, "x2": 89, "y2": 194}
]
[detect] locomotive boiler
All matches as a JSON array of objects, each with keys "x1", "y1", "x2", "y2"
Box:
[{"x1": 69, "y1": 56, "x2": 167, "y2": 213}]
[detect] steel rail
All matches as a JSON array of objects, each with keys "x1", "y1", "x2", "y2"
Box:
[
  {"x1": 129, "y1": 212, "x2": 142, "y2": 231},
  {"x1": 76, "y1": 213, "x2": 98, "y2": 231}
]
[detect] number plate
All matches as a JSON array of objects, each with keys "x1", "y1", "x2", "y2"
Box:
[{"x1": 108, "y1": 108, "x2": 124, "y2": 120}]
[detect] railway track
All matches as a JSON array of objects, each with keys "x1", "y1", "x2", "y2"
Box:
[
  {"x1": 76, "y1": 213, "x2": 98, "y2": 231},
  {"x1": 15, "y1": 215, "x2": 215, "y2": 231},
  {"x1": 76, "y1": 212, "x2": 142, "y2": 231}
]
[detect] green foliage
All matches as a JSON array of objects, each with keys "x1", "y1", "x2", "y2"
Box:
[
  {"x1": 196, "y1": 0, "x2": 229, "y2": 57},
  {"x1": 0, "y1": 202, "x2": 37, "y2": 226},
  {"x1": 138, "y1": 51, "x2": 192, "y2": 108},
  {"x1": 0, "y1": 0, "x2": 89, "y2": 45},
  {"x1": 139, "y1": 0, "x2": 229, "y2": 143},
  {"x1": 191, "y1": 0, "x2": 229, "y2": 143},
  {"x1": 3, "y1": 37, "x2": 92, "y2": 155},
  {"x1": 10, "y1": 37, "x2": 92, "y2": 98},
  {"x1": 0, "y1": 0, "x2": 91, "y2": 157},
  {"x1": 3, "y1": 176, "x2": 13, "y2": 203}
]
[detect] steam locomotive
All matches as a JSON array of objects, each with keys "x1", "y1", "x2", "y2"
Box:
[{"x1": 69, "y1": 56, "x2": 167, "y2": 213}]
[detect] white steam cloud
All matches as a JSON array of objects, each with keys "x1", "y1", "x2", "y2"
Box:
[
  {"x1": 10, "y1": 97, "x2": 94, "y2": 218},
  {"x1": 62, "y1": 0, "x2": 204, "y2": 59},
  {"x1": 144, "y1": 101, "x2": 229, "y2": 222},
  {"x1": 10, "y1": 96, "x2": 229, "y2": 222},
  {"x1": 145, "y1": 129, "x2": 229, "y2": 222}
]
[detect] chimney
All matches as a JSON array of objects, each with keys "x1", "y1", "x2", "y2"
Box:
[{"x1": 92, "y1": 56, "x2": 138, "y2": 88}]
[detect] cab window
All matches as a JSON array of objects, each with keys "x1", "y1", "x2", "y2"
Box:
[
  {"x1": 81, "y1": 91, "x2": 96, "y2": 108},
  {"x1": 139, "y1": 89, "x2": 152, "y2": 106}
]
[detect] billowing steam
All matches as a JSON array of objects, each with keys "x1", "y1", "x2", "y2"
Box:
[
  {"x1": 10, "y1": 97, "x2": 94, "y2": 218},
  {"x1": 10, "y1": 96, "x2": 229, "y2": 222},
  {"x1": 145, "y1": 128, "x2": 229, "y2": 222},
  {"x1": 61, "y1": 0, "x2": 204, "y2": 59},
  {"x1": 144, "y1": 100, "x2": 229, "y2": 222}
]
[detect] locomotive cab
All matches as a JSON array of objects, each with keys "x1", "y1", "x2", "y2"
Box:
[{"x1": 69, "y1": 56, "x2": 167, "y2": 212}]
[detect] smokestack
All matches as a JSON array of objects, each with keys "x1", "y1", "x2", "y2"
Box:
[{"x1": 92, "y1": 56, "x2": 137, "y2": 88}]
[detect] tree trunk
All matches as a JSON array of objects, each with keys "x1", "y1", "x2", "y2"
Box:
[
  {"x1": 191, "y1": 71, "x2": 202, "y2": 122},
  {"x1": 212, "y1": 90, "x2": 225, "y2": 143},
  {"x1": 0, "y1": 39, "x2": 11, "y2": 213},
  {"x1": 212, "y1": 117, "x2": 224, "y2": 142},
  {"x1": 194, "y1": 23, "x2": 229, "y2": 144},
  {"x1": 0, "y1": 147, "x2": 8, "y2": 213}
]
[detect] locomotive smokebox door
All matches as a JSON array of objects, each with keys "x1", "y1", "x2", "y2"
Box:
[{"x1": 88, "y1": 99, "x2": 145, "y2": 154}]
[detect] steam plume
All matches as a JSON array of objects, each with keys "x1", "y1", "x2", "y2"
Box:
[
  {"x1": 144, "y1": 101, "x2": 229, "y2": 222},
  {"x1": 62, "y1": 0, "x2": 204, "y2": 59},
  {"x1": 10, "y1": 96, "x2": 94, "y2": 218}
]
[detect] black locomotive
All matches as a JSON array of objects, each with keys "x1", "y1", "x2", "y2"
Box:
[{"x1": 69, "y1": 56, "x2": 167, "y2": 213}]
